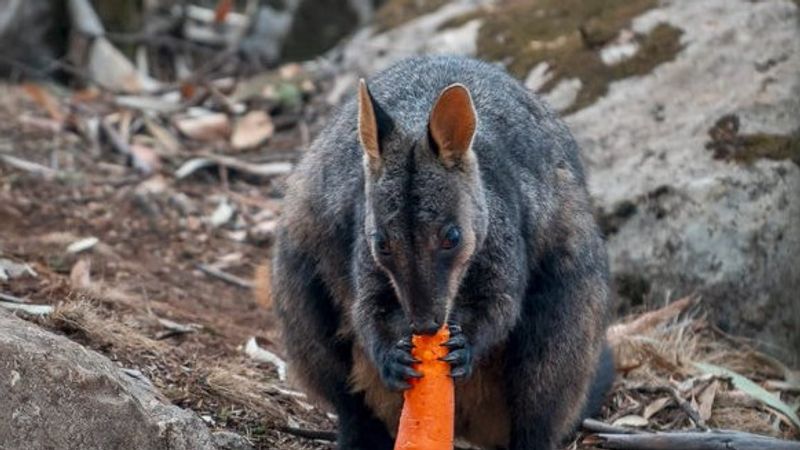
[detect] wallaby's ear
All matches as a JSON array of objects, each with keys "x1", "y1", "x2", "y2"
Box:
[
  {"x1": 428, "y1": 83, "x2": 477, "y2": 167},
  {"x1": 358, "y1": 79, "x2": 380, "y2": 168}
]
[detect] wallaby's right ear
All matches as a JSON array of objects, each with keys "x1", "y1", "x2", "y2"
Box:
[
  {"x1": 428, "y1": 83, "x2": 477, "y2": 168},
  {"x1": 358, "y1": 79, "x2": 381, "y2": 170}
]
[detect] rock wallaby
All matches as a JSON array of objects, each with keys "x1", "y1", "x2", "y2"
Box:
[{"x1": 272, "y1": 55, "x2": 615, "y2": 450}]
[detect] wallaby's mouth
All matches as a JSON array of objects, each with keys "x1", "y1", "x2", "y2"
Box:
[{"x1": 410, "y1": 317, "x2": 442, "y2": 336}]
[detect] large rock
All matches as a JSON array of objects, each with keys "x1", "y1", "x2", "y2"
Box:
[
  {"x1": 568, "y1": 0, "x2": 800, "y2": 364},
  {"x1": 332, "y1": 0, "x2": 800, "y2": 362},
  {"x1": 0, "y1": 311, "x2": 218, "y2": 450}
]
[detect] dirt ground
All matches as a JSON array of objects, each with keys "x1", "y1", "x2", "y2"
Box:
[
  {"x1": 0, "y1": 78, "x2": 337, "y2": 448},
  {"x1": 1, "y1": 75, "x2": 798, "y2": 449}
]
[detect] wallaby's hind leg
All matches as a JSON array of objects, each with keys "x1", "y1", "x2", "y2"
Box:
[
  {"x1": 580, "y1": 342, "x2": 615, "y2": 421},
  {"x1": 272, "y1": 242, "x2": 393, "y2": 450},
  {"x1": 504, "y1": 266, "x2": 608, "y2": 450},
  {"x1": 337, "y1": 391, "x2": 395, "y2": 450}
]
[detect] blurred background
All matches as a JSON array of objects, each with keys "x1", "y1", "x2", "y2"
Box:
[{"x1": 0, "y1": 1, "x2": 798, "y2": 449}]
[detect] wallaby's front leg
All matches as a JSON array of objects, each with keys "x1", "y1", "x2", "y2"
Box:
[
  {"x1": 273, "y1": 240, "x2": 393, "y2": 450},
  {"x1": 353, "y1": 262, "x2": 418, "y2": 391}
]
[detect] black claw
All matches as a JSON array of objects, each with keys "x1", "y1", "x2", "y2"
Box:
[
  {"x1": 379, "y1": 336, "x2": 423, "y2": 391},
  {"x1": 440, "y1": 351, "x2": 462, "y2": 364},
  {"x1": 451, "y1": 366, "x2": 468, "y2": 379},
  {"x1": 397, "y1": 338, "x2": 413, "y2": 350},
  {"x1": 398, "y1": 353, "x2": 420, "y2": 365},
  {"x1": 399, "y1": 365, "x2": 422, "y2": 379},
  {"x1": 442, "y1": 335, "x2": 466, "y2": 349}
]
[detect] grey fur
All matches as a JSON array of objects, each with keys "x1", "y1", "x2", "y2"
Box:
[{"x1": 272, "y1": 55, "x2": 614, "y2": 450}]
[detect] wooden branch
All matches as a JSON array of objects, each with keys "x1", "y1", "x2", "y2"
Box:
[
  {"x1": 582, "y1": 418, "x2": 646, "y2": 435},
  {"x1": 0, "y1": 154, "x2": 60, "y2": 178},
  {"x1": 278, "y1": 426, "x2": 336, "y2": 442},
  {"x1": 197, "y1": 264, "x2": 253, "y2": 289},
  {"x1": 594, "y1": 430, "x2": 800, "y2": 450},
  {"x1": 0, "y1": 292, "x2": 30, "y2": 303}
]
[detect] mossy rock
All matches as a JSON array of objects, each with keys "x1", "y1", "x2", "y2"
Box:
[
  {"x1": 374, "y1": 0, "x2": 451, "y2": 32},
  {"x1": 441, "y1": 0, "x2": 683, "y2": 113},
  {"x1": 706, "y1": 114, "x2": 800, "y2": 167}
]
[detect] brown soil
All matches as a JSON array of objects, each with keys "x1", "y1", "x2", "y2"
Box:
[{"x1": 1, "y1": 74, "x2": 797, "y2": 449}]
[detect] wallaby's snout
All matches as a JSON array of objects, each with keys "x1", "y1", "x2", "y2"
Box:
[{"x1": 411, "y1": 318, "x2": 441, "y2": 336}]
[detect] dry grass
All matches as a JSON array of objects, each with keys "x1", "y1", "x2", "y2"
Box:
[
  {"x1": 596, "y1": 297, "x2": 799, "y2": 445},
  {"x1": 27, "y1": 292, "x2": 800, "y2": 448},
  {"x1": 49, "y1": 299, "x2": 166, "y2": 356}
]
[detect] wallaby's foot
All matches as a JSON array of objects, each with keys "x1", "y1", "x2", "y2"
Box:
[
  {"x1": 379, "y1": 336, "x2": 421, "y2": 391},
  {"x1": 337, "y1": 415, "x2": 394, "y2": 450},
  {"x1": 441, "y1": 324, "x2": 474, "y2": 380}
]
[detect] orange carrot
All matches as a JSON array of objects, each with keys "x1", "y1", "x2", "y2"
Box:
[{"x1": 394, "y1": 326, "x2": 454, "y2": 450}]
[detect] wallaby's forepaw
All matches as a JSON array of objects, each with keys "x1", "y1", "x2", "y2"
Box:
[
  {"x1": 441, "y1": 324, "x2": 474, "y2": 380},
  {"x1": 379, "y1": 336, "x2": 421, "y2": 391}
]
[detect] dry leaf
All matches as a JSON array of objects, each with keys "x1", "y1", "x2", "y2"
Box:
[
  {"x1": 143, "y1": 117, "x2": 181, "y2": 154},
  {"x1": 694, "y1": 362, "x2": 800, "y2": 430},
  {"x1": 231, "y1": 110, "x2": 274, "y2": 150},
  {"x1": 88, "y1": 38, "x2": 160, "y2": 93},
  {"x1": 129, "y1": 144, "x2": 161, "y2": 174},
  {"x1": 0, "y1": 258, "x2": 37, "y2": 281},
  {"x1": 253, "y1": 263, "x2": 272, "y2": 310},
  {"x1": 697, "y1": 380, "x2": 719, "y2": 422},
  {"x1": 643, "y1": 396, "x2": 672, "y2": 420},
  {"x1": 174, "y1": 113, "x2": 231, "y2": 141},
  {"x1": 70, "y1": 259, "x2": 92, "y2": 290},
  {"x1": 21, "y1": 83, "x2": 64, "y2": 123},
  {"x1": 611, "y1": 415, "x2": 649, "y2": 428},
  {"x1": 244, "y1": 337, "x2": 286, "y2": 381},
  {"x1": 66, "y1": 237, "x2": 99, "y2": 254}
]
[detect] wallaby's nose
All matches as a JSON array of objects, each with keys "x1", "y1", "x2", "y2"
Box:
[{"x1": 411, "y1": 319, "x2": 441, "y2": 336}]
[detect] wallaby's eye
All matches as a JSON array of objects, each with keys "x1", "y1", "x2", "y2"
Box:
[
  {"x1": 373, "y1": 231, "x2": 391, "y2": 256},
  {"x1": 440, "y1": 225, "x2": 461, "y2": 250}
]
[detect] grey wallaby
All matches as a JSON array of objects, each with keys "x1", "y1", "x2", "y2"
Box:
[{"x1": 272, "y1": 55, "x2": 615, "y2": 450}]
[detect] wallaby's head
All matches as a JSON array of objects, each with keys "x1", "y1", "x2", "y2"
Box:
[{"x1": 358, "y1": 79, "x2": 488, "y2": 335}]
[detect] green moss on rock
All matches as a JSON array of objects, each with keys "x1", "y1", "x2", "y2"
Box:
[
  {"x1": 733, "y1": 133, "x2": 800, "y2": 166},
  {"x1": 441, "y1": 0, "x2": 683, "y2": 113},
  {"x1": 706, "y1": 114, "x2": 800, "y2": 167},
  {"x1": 374, "y1": 0, "x2": 451, "y2": 32}
]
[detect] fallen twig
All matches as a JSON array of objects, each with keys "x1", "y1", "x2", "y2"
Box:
[
  {"x1": 0, "y1": 154, "x2": 60, "y2": 177},
  {"x1": 155, "y1": 317, "x2": 200, "y2": 340},
  {"x1": 0, "y1": 301, "x2": 54, "y2": 316},
  {"x1": 0, "y1": 292, "x2": 30, "y2": 303},
  {"x1": 591, "y1": 430, "x2": 800, "y2": 450},
  {"x1": 176, "y1": 154, "x2": 292, "y2": 179},
  {"x1": 278, "y1": 426, "x2": 336, "y2": 442},
  {"x1": 582, "y1": 418, "x2": 646, "y2": 435},
  {"x1": 197, "y1": 264, "x2": 253, "y2": 289}
]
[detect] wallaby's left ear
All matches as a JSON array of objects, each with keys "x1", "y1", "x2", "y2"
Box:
[
  {"x1": 429, "y1": 83, "x2": 477, "y2": 167},
  {"x1": 358, "y1": 79, "x2": 381, "y2": 169}
]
